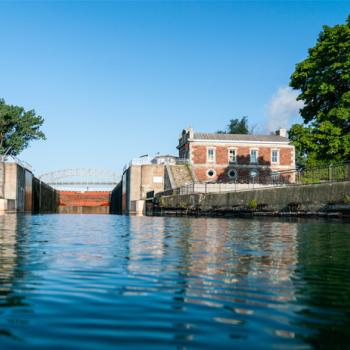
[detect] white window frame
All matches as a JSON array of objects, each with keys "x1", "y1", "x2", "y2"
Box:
[
  {"x1": 271, "y1": 149, "x2": 280, "y2": 164},
  {"x1": 207, "y1": 147, "x2": 216, "y2": 163},
  {"x1": 250, "y1": 149, "x2": 258, "y2": 164},
  {"x1": 228, "y1": 148, "x2": 237, "y2": 163}
]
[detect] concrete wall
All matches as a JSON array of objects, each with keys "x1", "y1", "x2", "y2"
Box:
[
  {"x1": 0, "y1": 161, "x2": 58, "y2": 213},
  {"x1": 0, "y1": 162, "x2": 32, "y2": 211},
  {"x1": 113, "y1": 164, "x2": 165, "y2": 215},
  {"x1": 110, "y1": 181, "x2": 122, "y2": 214},
  {"x1": 157, "y1": 181, "x2": 350, "y2": 213},
  {"x1": 32, "y1": 177, "x2": 59, "y2": 213}
]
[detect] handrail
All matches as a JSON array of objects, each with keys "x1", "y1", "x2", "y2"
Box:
[
  {"x1": 0, "y1": 156, "x2": 33, "y2": 172},
  {"x1": 161, "y1": 162, "x2": 350, "y2": 196}
]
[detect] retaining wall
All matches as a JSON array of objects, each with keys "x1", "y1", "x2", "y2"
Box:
[{"x1": 156, "y1": 181, "x2": 350, "y2": 214}]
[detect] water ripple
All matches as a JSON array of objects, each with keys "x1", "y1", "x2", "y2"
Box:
[{"x1": 0, "y1": 214, "x2": 349, "y2": 349}]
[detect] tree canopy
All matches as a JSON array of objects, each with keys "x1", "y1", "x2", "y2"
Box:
[
  {"x1": 217, "y1": 116, "x2": 250, "y2": 134},
  {"x1": 289, "y1": 16, "x2": 350, "y2": 165},
  {"x1": 0, "y1": 99, "x2": 46, "y2": 157}
]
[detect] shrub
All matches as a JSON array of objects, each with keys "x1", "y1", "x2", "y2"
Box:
[{"x1": 247, "y1": 199, "x2": 257, "y2": 210}]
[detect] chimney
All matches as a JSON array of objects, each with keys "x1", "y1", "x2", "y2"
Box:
[
  {"x1": 184, "y1": 127, "x2": 194, "y2": 140},
  {"x1": 276, "y1": 128, "x2": 287, "y2": 138}
]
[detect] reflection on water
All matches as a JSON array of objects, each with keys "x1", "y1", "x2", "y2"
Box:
[{"x1": 0, "y1": 214, "x2": 349, "y2": 349}]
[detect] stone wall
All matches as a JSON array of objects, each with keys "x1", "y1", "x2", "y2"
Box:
[{"x1": 157, "y1": 181, "x2": 350, "y2": 214}]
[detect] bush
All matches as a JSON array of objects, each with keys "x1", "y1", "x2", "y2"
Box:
[{"x1": 246, "y1": 199, "x2": 257, "y2": 210}]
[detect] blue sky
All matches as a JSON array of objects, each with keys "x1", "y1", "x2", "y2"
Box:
[{"x1": 0, "y1": 1, "x2": 349, "y2": 176}]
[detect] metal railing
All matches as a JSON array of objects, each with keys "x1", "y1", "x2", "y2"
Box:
[
  {"x1": 0, "y1": 155, "x2": 33, "y2": 172},
  {"x1": 163, "y1": 162, "x2": 350, "y2": 196},
  {"x1": 123, "y1": 157, "x2": 190, "y2": 172}
]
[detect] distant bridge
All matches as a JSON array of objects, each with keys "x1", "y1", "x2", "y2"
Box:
[{"x1": 38, "y1": 169, "x2": 120, "y2": 190}]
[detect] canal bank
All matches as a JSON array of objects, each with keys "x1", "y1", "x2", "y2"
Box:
[{"x1": 149, "y1": 181, "x2": 350, "y2": 218}]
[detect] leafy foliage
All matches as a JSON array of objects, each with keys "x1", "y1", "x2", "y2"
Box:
[
  {"x1": 217, "y1": 116, "x2": 250, "y2": 134},
  {"x1": 0, "y1": 99, "x2": 46, "y2": 157},
  {"x1": 289, "y1": 16, "x2": 350, "y2": 165},
  {"x1": 246, "y1": 199, "x2": 257, "y2": 210}
]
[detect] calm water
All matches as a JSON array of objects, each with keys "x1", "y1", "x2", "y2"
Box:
[{"x1": 0, "y1": 214, "x2": 349, "y2": 349}]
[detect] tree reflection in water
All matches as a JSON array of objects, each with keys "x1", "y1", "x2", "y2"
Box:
[{"x1": 293, "y1": 221, "x2": 350, "y2": 349}]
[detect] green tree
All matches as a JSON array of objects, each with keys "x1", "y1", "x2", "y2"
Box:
[
  {"x1": 217, "y1": 116, "x2": 250, "y2": 134},
  {"x1": 289, "y1": 15, "x2": 350, "y2": 165},
  {"x1": 0, "y1": 99, "x2": 46, "y2": 157}
]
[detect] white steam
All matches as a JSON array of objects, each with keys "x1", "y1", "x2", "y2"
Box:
[{"x1": 266, "y1": 87, "x2": 303, "y2": 132}]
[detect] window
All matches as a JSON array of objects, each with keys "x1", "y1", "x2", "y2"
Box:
[
  {"x1": 228, "y1": 148, "x2": 237, "y2": 163},
  {"x1": 153, "y1": 176, "x2": 163, "y2": 184},
  {"x1": 250, "y1": 149, "x2": 258, "y2": 163},
  {"x1": 250, "y1": 169, "x2": 258, "y2": 178},
  {"x1": 207, "y1": 169, "x2": 215, "y2": 178},
  {"x1": 228, "y1": 169, "x2": 237, "y2": 179},
  {"x1": 207, "y1": 148, "x2": 215, "y2": 162},
  {"x1": 271, "y1": 150, "x2": 279, "y2": 164}
]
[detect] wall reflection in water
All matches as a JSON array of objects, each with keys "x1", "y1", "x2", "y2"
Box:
[{"x1": 127, "y1": 217, "x2": 300, "y2": 346}]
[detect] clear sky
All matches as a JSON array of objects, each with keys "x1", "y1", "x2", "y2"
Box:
[{"x1": 0, "y1": 1, "x2": 349, "y2": 176}]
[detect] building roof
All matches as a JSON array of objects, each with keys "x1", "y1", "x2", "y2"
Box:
[{"x1": 193, "y1": 132, "x2": 289, "y2": 143}]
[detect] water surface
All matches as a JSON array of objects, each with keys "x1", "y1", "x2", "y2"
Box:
[{"x1": 0, "y1": 214, "x2": 349, "y2": 349}]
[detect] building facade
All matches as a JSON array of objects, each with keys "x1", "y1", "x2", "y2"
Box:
[{"x1": 177, "y1": 128, "x2": 295, "y2": 182}]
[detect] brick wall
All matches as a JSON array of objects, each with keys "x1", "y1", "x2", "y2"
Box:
[
  {"x1": 280, "y1": 148, "x2": 293, "y2": 166},
  {"x1": 190, "y1": 144, "x2": 293, "y2": 165},
  {"x1": 216, "y1": 146, "x2": 227, "y2": 165},
  {"x1": 188, "y1": 143, "x2": 294, "y2": 182},
  {"x1": 192, "y1": 145, "x2": 207, "y2": 164}
]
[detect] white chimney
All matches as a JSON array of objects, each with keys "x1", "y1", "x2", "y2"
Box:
[{"x1": 276, "y1": 128, "x2": 287, "y2": 138}]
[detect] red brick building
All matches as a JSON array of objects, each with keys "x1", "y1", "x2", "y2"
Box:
[{"x1": 177, "y1": 128, "x2": 295, "y2": 182}]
